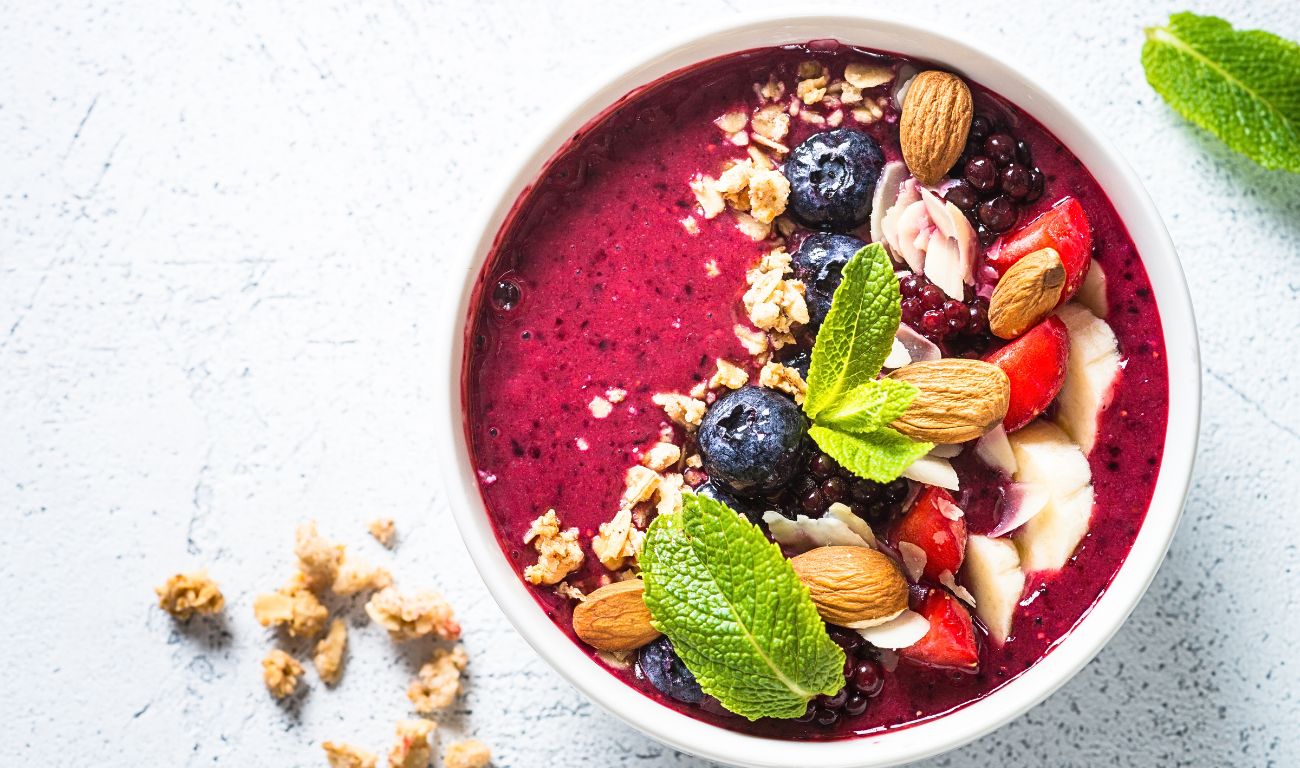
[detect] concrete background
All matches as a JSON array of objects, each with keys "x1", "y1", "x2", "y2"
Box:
[{"x1": 2, "y1": 1, "x2": 1297, "y2": 765}]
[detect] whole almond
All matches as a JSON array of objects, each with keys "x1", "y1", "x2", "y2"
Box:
[
  {"x1": 900, "y1": 71, "x2": 973, "y2": 186},
  {"x1": 789, "y1": 546, "x2": 909, "y2": 627},
  {"x1": 988, "y1": 248, "x2": 1066, "y2": 339},
  {"x1": 571, "y1": 579, "x2": 661, "y2": 652},
  {"x1": 889, "y1": 359, "x2": 1010, "y2": 443}
]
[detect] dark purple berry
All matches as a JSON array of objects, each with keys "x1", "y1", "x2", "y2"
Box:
[
  {"x1": 828, "y1": 626, "x2": 865, "y2": 652},
  {"x1": 821, "y1": 689, "x2": 848, "y2": 711},
  {"x1": 921, "y1": 310, "x2": 945, "y2": 335},
  {"x1": 945, "y1": 180, "x2": 979, "y2": 210},
  {"x1": 492, "y1": 279, "x2": 521, "y2": 311},
  {"x1": 1025, "y1": 169, "x2": 1045, "y2": 202},
  {"x1": 821, "y1": 476, "x2": 847, "y2": 503},
  {"x1": 969, "y1": 115, "x2": 991, "y2": 141},
  {"x1": 808, "y1": 452, "x2": 837, "y2": 479},
  {"x1": 850, "y1": 479, "x2": 881, "y2": 504},
  {"x1": 800, "y1": 488, "x2": 826, "y2": 513},
  {"x1": 844, "y1": 693, "x2": 869, "y2": 717},
  {"x1": 814, "y1": 708, "x2": 840, "y2": 727},
  {"x1": 899, "y1": 273, "x2": 924, "y2": 299},
  {"x1": 1015, "y1": 139, "x2": 1033, "y2": 164},
  {"x1": 920, "y1": 284, "x2": 945, "y2": 311},
  {"x1": 984, "y1": 133, "x2": 1017, "y2": 165},
  {"x1": 795, "y1": 703, "x2": 816, "y2": 723},
  {"x1": 999, "y1": 163, "x2": 1031, "y2": 199},
  {"x1": 852, "y1": 660, "x2": 885, "y2": 696},
  {"x1": 884, "y1": 478, "x2": 910, "y2": 505},
  {"x1": 977, "y1": 195, "x2": 1017, "y2": 233},
  {"x1": 964, "y1": 156, "x2": 997, "y2": 191}
]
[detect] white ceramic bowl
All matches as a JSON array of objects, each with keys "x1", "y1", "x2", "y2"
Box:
[{"x1": 436, "y1": 12, "x2": 1200, "y2": 767}]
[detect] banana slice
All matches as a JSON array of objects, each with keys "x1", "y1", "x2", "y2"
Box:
[
  {"x1": 1053, "y1": 303, "x2": 1122, "y2": 455},
  {"x1": 1009, "y1": 420, "x2": 1095, "y2": 573},
  {"x1": 962, "y1": 535, "x2": 1025, "y2": 646}
]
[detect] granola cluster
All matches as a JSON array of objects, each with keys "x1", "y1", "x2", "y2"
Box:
[
  {"x1": 758, "y1": 360, "x2": 809, "y2": 404},
  {"x1": 407, "y1": 644, "x2": 470, "y2": 713},
  {"x1": 262, "y1": 649, "x2": 304, "y2": 699},
  {"x1": 155, "y1": 570, "x2": 225, "y2": 620},
  {"x1": 366, "y1": 586, "x2": 462, "y2": 642},
  {"x1": 521, "y1": 509, "x2": 584, "y2": 585},
  {"x1": 743, "y1": 248, "x2": 809, "y2": 348}
]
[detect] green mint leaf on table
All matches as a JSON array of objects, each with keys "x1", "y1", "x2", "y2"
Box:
[
  {"x1": 804, "y1": 243, "x2": 902, "y2": 419},
  {"x1": 800, "y1": 242, "x2": 933, "y2": 481},
  {"x1": 639, "y1": 492, "x2": 845, "y2": 720},
  {"x1": 1142, "y1": 12, "x2": 1300, "y2": 173}
]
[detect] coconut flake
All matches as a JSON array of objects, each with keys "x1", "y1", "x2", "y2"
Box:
[
  {"x1": 896, "y1": 323, "x2": 941, "y2": 363},
  {"x1": 975, "y1": 424, "x2": 1018, "y2": 476},
  {"x1": 856, "y1": 609, "x2": 930, "y2": 649},
  {"x1": 892, "y1": 64, "x2": 919, "y2": 110},
  {"x1": 928, "y1": 443, "x2": 963, "y2": 459},
  {"x1": 898, "y1": 541, "x2": 927, "y2": 583},
  {"x1": 882, "y1": 337, "x2": 911, "y2": 370},
  {"x1": 825, "y1": 503, "x2": 878, "y2": 548},
  {"x1": 939, "y1": 570, "x2": 977, "y2": 606},
  {"x1": 935, "y1": 495, "x2": 965, "y2": 521},
  {"x1": 988, "y1": 482, "x2": 1051, "y2": 537},
  {"x1": 762, "y1": 510, "x2": 873, "y2": 552},
  {"x1": 919, "y1": 189, "x2": 976, "y2": 300},
  {"x1": 902, "y1": 454, "x2": 959, "y2": 490},
  {"x1": 869, "y1": 161, "x2": 908, "y2": 245}
]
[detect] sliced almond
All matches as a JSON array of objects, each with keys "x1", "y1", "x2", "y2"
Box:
[
  {"x1": 889, "y1": 359, "x2": 1010, "y2": 443},
  {"x1": 988, "y1": 247, "x2": 1066, "y2": 339},
  {"x1": 789, "y1": 546, "x2": 909, "y2": 627},
  {"x1": 572, "y1": 579, "x2": 660, "y2": 652},
  {"x1": 899, "y1": 71, "x2": 973, "y2": 186}
]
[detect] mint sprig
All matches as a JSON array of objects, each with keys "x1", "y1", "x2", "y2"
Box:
[
  {"x1": 1142, "y1": 13, "x2": 1300, "y2": 173},
  {"x1": 639, "y1": 493, "x2": 845, "y2": 720},
  {"x1": 801, "y1": 244, "x2": 933, "y2": 481}
]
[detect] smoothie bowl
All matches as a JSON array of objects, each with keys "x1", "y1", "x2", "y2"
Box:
[{"x1": 439, "y1": 14, "x2": 1198, "y2": 767}]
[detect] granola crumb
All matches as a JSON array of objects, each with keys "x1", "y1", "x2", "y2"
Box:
[
  {"x1": 709, "y1": 359, "x2": 750, "y2": 390},
  {"x1": 757, "y1": 74, "x2": 786, "y2": 102},
  {"x1": 387, "y1": 718, "x2": 437, "y2": 768},
  {"x1": 733, "y1": 324, "x2": 770, "y2": 356},
  {"x1": 605, "y1": 388, "x2": 627, "y2": 404},
  {"x1": 651, "y1": 392, "x2": 707, "y2": 429},
  {"x1": 262, "y1": 648, "x2": 303, "y2": 699},
  {"x1": 253, "y1": 572, "x2": 330, "y2": 638},
  {"x1": 713, "y1": 109, "x2": 748, "y2": 134},
  {"x1": 365, "y1": 586, "x2": 461, "y2": 642},
  {"x1": 680, "y1": 216, "x2": 699, "y2": 235},
  {"x1": 442, "y1": 739, "x2": 491, "y2": 768},
  {"x1": 796, "y1": 61, "x2": 829, "y2": 104},
  {"x1": 333, "y1": 553, "x2": 394, "y2": 596},
  {"x1": 368, "y1": 518, "x2": 397, "y2": 548},
  {"x1": 620, "y1": 465, "x2": 661, "y2": 507},
  {"x1": 641, "y1": 442, "x2": 682, "y2": 472},
  {"x1": 591, "y1": 507, "x2": 644, "y2": 571},
  {"x1": 596, "y1": 648, "x2": 634, "y2": 669},
  {"x1": 704, "y1": 258, "x2": 720, "y2": 278},
  {"x1": 689, "y1": 174, "x2": 725, "y2": 219},
  {"x1": 520, "y1": 510, "x2": 584, "y2": 586},
  {"x1": 324, "y1": 741, "x2": 378, "y2": 768},
  {"x1": 751, "y1": 103, "x2": 791, "y2": 144},
  {"x1": 743, "y1": 249, "x2": 809, "y2": 339},
  {"x1": 685, "y1": 453, "x2": 703, "y2": 469},
  {"x1": 155, "y1": 570, "x2": 225, "y2": 620},
  {"x1": 758, "y1": 360, "x2": 809, "y2": 404},
  {"x1": 747, "y1": 168, "x2": 790, "y2": 224},
  {"x1": 407, "y1": 644, "x2": 469, "y2": 713},
  {"x1": 554, "y1": 581, "x2": 585, "y2": 601},
  {"x1": 587, "y1": 396, "x2": 613, "y2": 419},
  {"x1": 313, "y1": 617, "x2": 348, "y2": 685},
  {"x1": 295, "y1": 521, "x2": 344, "y2": 592}
]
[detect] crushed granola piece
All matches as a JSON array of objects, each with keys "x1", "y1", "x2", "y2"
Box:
[
  {"x1": 313, "y1": 617, "x2": 348, "y2": 685},
  {"x1": 713, "y1": 109, "x2": 748, "y2": 134},
  {"x1": 830, "y1": 79, "x2": 864, "y2": 105},
  {"x1": 680, "y1": 216, "x2": 699, "y2": 235},
  {"x1": 641, "y1": 442, "x2": 682, "y2": 472},
  {"x1": 324, "y1": 742, "x2": 379, "y2": 768},
  {"x1": 685, "y1": 453, "x2": 703, "y2": 469},
  {"x1": 520, "y1": 510, "x2": 584, "y2": 586},
  {"x1": 714, "y1": 159, "x2": 755, "y2": 211},
  {"x1": 262, "y1": 649, "x2": 303, "y2": 699},
  {"x1": 852, "y1": 98, "x2": 886, "y2": 124},
  {"x1": 743, "y1": 249, "x2": 809, "y2": 338},
  {"x1": 333, "y1": 553, "x2": 393, "y2": 596},
  {"x1": 655, "y1": 472, "x2": 685, "y2": 517},
  {"x1": 621, "y1": 465, "x2": 661, "y2": 507},
  {"x1": 844, "y1": 61, "x2": 894, "y2": 89},
  {"x1": 588, "y1": 396, "x2": 613, "y2": 419},
  {"x1": 747, "y1": 168, "x2": 790, "y2": 224},
  {"x1": 704, "y1": 258, "x2": 720, "y2": 278},
  {"x1": 733, "y1": 324, "x2": 770, "y2": 356},
  {"x1": 253, "y1": 572, "x2": 330, "y2": 638},
  {"x1": 591, "y1": 507, "x2": 644, "y2": 571},
  {"x1": 709, "y1": 359, "x2": 749, "y2": 390},
  {"x1": 751, "y1": 104, "x2": 791, "y2": 143},
  {"x1": 155, "y1": 570, "x2": 225, "y2": 620},
  {"x1": 365, "y1": 586, "x2": 461, "y2": 642},
  {"x1": 368, "y1": 518, "x2": 397, "y2": 548},
  {"x1": 605, "y1": 388, "x2": 627, "y2": 404},
  {"x1": 554, "y1": 581, "x2": 585, "y2": 601},
  {"x1": 443, "y1": 739, "x2": 492, "y2": 768},
  {"x1": 733, "y1": 210, "x2": 771, "y2": 241},
  {"x1": 688, "y1": 380, "x2": 708, "y2": 399},
  {"x1": 729, "y1": 131, "x2": 749, "y2": 146},
  {"x1": 798, "y1": 109, "x2": 827, "y2": 126},
  {"x1": 689, "y1": 174, "x2": 725, "y2": 219},
  {"x1": 796, "y1": 61, "x2": 829, "y2": 104},
  {"x1": 596, "y1": 649, "x2": 634, "y2": 669},
  {"x1": 407, "y1": 644, "x2": 469, "y2": 713},
  {"x1": 746, "y1": 145, "x2": 775, "y2": 171},
  {"x1": 757, "y1": 74, "x2": 786, "y2": 102},
  {"x1": 388, "y1": 718, "x2": 436, "y2": 768},
  {"x1": 827, "y1": 109, "x2": 844, "y2": 127},
  {"x1": 651, "y1": 393, "x2": 707, "y2": 429},
  {"x1": 295, "y1": 521, "x2": 344, "y2": 592},
  {"x1": 759, "y1": 361, "x2": 809, "y2": 404}
]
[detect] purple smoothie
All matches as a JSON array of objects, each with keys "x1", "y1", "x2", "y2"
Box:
[{"x1": 463, "y1": 42, "x2": 1168, "y2": 739}]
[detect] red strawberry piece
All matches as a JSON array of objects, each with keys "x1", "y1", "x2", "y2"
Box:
[
  {"x1": 890, "y1": 486, "x2": 967, "y2": 582},
  {"x1": 984, "y1": 315, "x2": 1070, "y2": 432},
  {"x1": 899, "y1": 588, "x2": 980, "y2": 671},
  {"x1": 987, "y1": 196, "x2": 1093, "y2": 302}
]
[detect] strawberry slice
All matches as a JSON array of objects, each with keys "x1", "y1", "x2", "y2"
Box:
[
  {"x1": 984, "y1": 316, "x2": 1070, "y2": 432},
  {"x1": 899, "y1": 588, "x2": 980, "y2": 671},
  {"x1": 890, "y1": 486, "x2": 967, "y2": 582},
  {"x1": 987, "y1": 197, "x2": 1093, "y2": 302}
]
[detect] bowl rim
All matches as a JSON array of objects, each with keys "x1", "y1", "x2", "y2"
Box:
[{"x1": 434, "y1": 11, "x2": 1201, "y2": 767}]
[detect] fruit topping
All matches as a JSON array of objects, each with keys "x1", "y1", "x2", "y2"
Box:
[
  {"x1": 789, "y1": 546, "x2": 910, "y2": 628},
  {"x1": 984, "y1": 316, "x2": 1070, "y2": 432},
  {"x1": 784, "y1": 128, "x2": 885, "y2": 231},
  {"x1": 899, "y1": 71, "x2": 973, "y2": 186},
  {"x1": 889, "y1": 486, "x2": 968, "y2": 582},
  {"x1": 900, "y1": 452, "x2": 959, "y2": 491},
  {"x1": 1008, "y1": 421, "x2": 1094, "y2": 572},
  {"x1": 898, "y1": 588, "x2": 980, "y2": 671},
  {"x1": 1076, "y1": 258, "x2": 1109, "y2": 318},
  {"x1": 887, "y1": 359, "x2": 1010, "y2": 443},
  {"x1": 763, "y1": 502, "x2": 878, "y2": 551},
  {"x1": 868, "y1": 161, "x2": 909, "y2": 244},
  {"x1": 987, "y1": 197, "x2": 1093, "y2": 301},
  {"x1": 697, "y1": 386, "x2": 807, "y2": 495},
  {"x1": 987, "y1": 482, "x2": 1051, "y2": 538},
  {"x1": 1052, "y1": 304, "x2": 1122, "y2": 454},
  {"x1": 988, "y1": 247, "x2": 1066, "y2": 339},
  {"x1": 973, "y1": 423, "x2": 1017, "y2": 475},
  {"x1": 961, "y1": 535, "x2": 1026, "y2": 646},
  {"x1": 880, "y1": 182, "x2": 978, "y2": 302},
  {"x1": 793, "y1": 233, "x2": 869, "y2": 328},
  {"x1": 638, "y1": 636, "x2": 705, "y2": 704},
  {"x1": 571, "y1": 579, "x2": 661, "y2": 652}
]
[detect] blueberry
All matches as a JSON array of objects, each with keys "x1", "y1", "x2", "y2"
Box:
[
  {"x1": 693, "y1": 479, "x2": 763, "y2": 524},
  {"x1": 784, "y1": 129, "x2": 884, "y2": 231},
  {"x1": 793, "y1": 233, "x2": 867, "y2": 328},
  {"x1": 698, "y1": 387, "x2": 806, "y2": 495},
  {"x1": 638, "y1": 637, "x2": 704, "y2": 704}
]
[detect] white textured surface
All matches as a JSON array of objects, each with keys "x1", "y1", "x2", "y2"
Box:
[{"x1": 2, "y1": 1, "x2": 1298, "y2": 765}]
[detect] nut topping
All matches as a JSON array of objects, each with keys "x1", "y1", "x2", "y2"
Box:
[
  {"x1": 899, "y1": 70, "x2": 973, "y2": 186},
  {"x1": 571, "y1": 579, "x2": 662, "y2": 651},
  {"x1": 988, "y1": 247, "x2": 1066, "y2": 339},
  {"x1": 888, "y1": 359, "x2": 1011, "y2": 443},
  {"x1": 789, "y1": 546, "x2": 910, "y2": 627}
]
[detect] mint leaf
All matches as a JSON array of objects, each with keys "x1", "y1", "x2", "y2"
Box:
[
  {"x1": 804, "y1": 243, "x2": 901, "y2": 418},
  {"x1": 816, "y1": 377, "x2": 919, "y2": 435},
  {"x1": 640, "y1": 493, "x2": 845, "y2": 720},
  {"x1": 809, "y1": 424, "x2": 933, "y2": 483},
  {"x1": 1143, "y1": 13, "x2": 1300, "y2": 173}
]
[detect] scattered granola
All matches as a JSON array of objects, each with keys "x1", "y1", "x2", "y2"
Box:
[
  {"x1": 756, "y1": 73, "x2": 785, "y2": 102},
  {"x1": 407, "y1": 644, "x2": 470, "y2": 713},
  {"x1": 253, "y1": 572, "x2": 330, "y2": 639},
  {"x1": 155, "y1": 570, "x2": 225, "y2": 620},
  {"x1": 747, "y1": 168, "x2": 790, "y2": 224},
  {"x1": 368, "y1": 518, "x2": 397, "y2": 548},
  {"x1": 733, "y1": 324, "x2": 770, "y2": 357},
  {"x1": 620, "y1": 465, "x2": 661, "y2": 507},
  {"x1": 704, "y1": 258, "x2": 720, "y2": 277},
  {"x1": 685, "y1": 453, "x2": 703, "y2": 469},
  {"x1": 688, "y1": 175, "x2": 725, "y2": 219},
  {"x1": 641, "y1": 441, "x2": 682, "y2": 472},
  {"x1": 387, "y1": 719, "x2": 437, "y2": 768},
  {"x1": 324, "y1": 742, "x2": 378, "y2": 768},
  {"x1": 333, "y1": 553, "x2": 394, "y2": 596},
  {"x1": 521, "y1": 510, "x2": 584, "y2": 586},
  {"x1": 604, "y1": 388, "x2": 627, "y2": 404},
  {"x1": 796, "y1": 61, "x2": 830, "y2": 104},
  {"x1": 442, "y1": 739, "x2": 492, "y2": 768},
  {"x1": 313, "y1": 618, "x2": 348, "y2": 685},
  {"x1": 742, "y1": 248, "x2": 809, "y2": 347},
  {"x1": 588, "y1": 396, "x2": 613, "y2": 419},
  {"x1": 554, "y1": 581, "x2": 586, "y2": 601},
  {"x1": 709, "y1": 359, "x2": 750, "y2": 390},
  {"x1": 650, "y1": 392, "x2": 707, "y2": 429},
  {"x1": 591, "y1": 508, "x2": 644, "y2": 571},
  {"x1": 365, "y1": 586, "x2": 461, "y2": 642},
  {"x1": 750, "y1": 103, "x2": 791, "y2": 149},
  {"x1": 680, "y1": 216, "x2": 699, "y2": 235},
  {"x1": 758, "y1": 360, "x2": 809, "y2": 404},
  {"x1": 295, "y1": 521, "x2": 344, "y2": 592},
  {"x1": 844, "y1": 61, "x2": 894, "y2": 89},
  {"x1": 262, "y1": 648, "x2": 303, "y2": 699}
]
